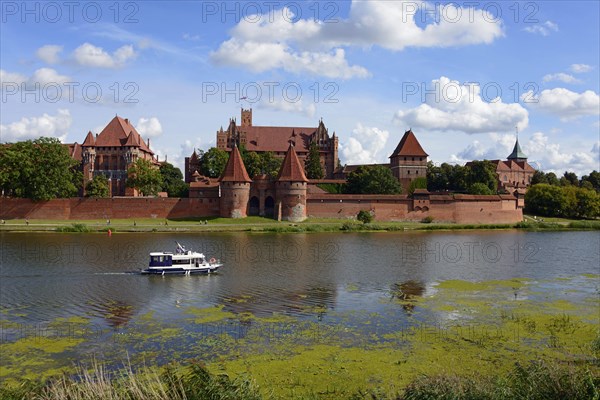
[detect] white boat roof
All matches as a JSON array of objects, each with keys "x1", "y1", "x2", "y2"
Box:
[{"x1": 149, "y1": 251, "x2": 206, "y2": 257}]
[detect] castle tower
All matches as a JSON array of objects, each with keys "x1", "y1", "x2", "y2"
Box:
[
  {"x1": 241, "y1": 108, "x2": 252, "y2": 127},
  {"x1": 389, "y1": 129, "x2": 428, "y2": 193},
  {"x1": 275, "y1": 143, "x2": 308, "y2": 222},
  {"x1": 219, "y1": 145, "x2": 252, "y2": 218},
  {"x1": 81, "y1": 131, "x2": 96, "y2": 194}
]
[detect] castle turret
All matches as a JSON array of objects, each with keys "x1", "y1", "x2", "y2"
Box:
[
  {"x1": 275, "y1": 143, "x2": 308, "y2": 222},
  {"x1": 219, "y1": 145, "x2": 252, "y2": 218},
  {"x1": 389, "y1": 129, "x2": 428, "y2": 193},
  {"x1": 81, "y1": 131, "x2": 96, "y2": 194}
]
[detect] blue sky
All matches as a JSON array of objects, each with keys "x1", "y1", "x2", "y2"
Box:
[{"x1": 1, "y1": 0, "x2": 599, "y2": 175}]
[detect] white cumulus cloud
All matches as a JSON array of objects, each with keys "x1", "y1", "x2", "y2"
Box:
[
  {"x1": 0, "y1": 109, "x2": 72, "y2": 143},
  {"x1": 340, "y1": 124, "x2": 389, "y2": 164},
  {"x1": 570, "y1": 64, "x2": 593, "y2": 73},
  {"x1": 1, "y1": 68, "x2": 71, "y2": 92},
  {"x1": 524, "y1": 20, "x2": 558, "y2": 36},
  {"x1": 212, "y1": 0, "x2": 503, "y2": 79},
  {"x1": 451, "y1": 132, "x2": 599, "y2": 176},
  {"x1": 36, "y1": 45, "x2": 63, "y2": 64},
  {"x1": 73, "y1": 43, "x2": 137, "y2": 68},
  {"x1": 136, "y1": 117, "x2": 163, "y2": 138},
  {"x1": 542, "y1": 73, "x2": 581, "y2": 84},
  {"x1": 394, "y1": 77, "x2": 529, "y2": 134},
  {"x1": 522, "y1": 88, "x2": 600, "y2": 120}
]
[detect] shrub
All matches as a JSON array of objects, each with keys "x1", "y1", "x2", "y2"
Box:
[
  {"x1": 357, "y1": 210, "x2": 373, "y2": 224},
  {"x1": 421, "y1": 216, "x2": 434, "y2": 224},
  {"x1": 56, "y1": 223, "x2": 91, "y2": 232}
]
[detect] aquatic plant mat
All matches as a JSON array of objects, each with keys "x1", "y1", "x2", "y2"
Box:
[{"x1": 1, "y1": 275, "x2": 598, "y2": 399}]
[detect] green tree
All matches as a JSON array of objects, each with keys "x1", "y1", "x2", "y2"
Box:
[
  {"x1": 531, "y1": 170, "x2": 548, "y2": 185},
  {"x1": 259, "y1": 151, "x2": 282, "y2": 178},
  {"x1": 0, "y1": 137, "x2": 80, "y2": 200},
  {"x1": 159, "y1": 162, "x2": 188, "y2": 197},
  {"x1": 200, "y1": 147, "x2": 229, "y2": 178},
  {"x1": 408, "y1": 177, "x2": 428, "y2": 195},
  {"x1": 85, "y1": 175, "x2": 110, "y2": 198},
  {"x1": 575, "y1": 187, "x2": 600, "y2": 218},
  {"x1": 344, "y1": 165, "x2": 402, "y2": 194},
  {"x1": 242, "y1": 151, "x2": 262, "y2": 178},
  {"x1": 305, "y1": 142, "x2": 324, "y2": 179},
  {"x1": 465, "y1": 160, "x2": 498, "y2": 193},
  {"x1": 357, "y1": 210, "x2": 373, "y2": 224},
  {"x1": 469, "y1": 182, "x2": 494, "y2": 195},
  {"x1": 546, "y1": 172, "x2": 560, "y2": 186},
  {"x1": 427, "y1": 162, "x2": 470, "y2": 192},
  {"x1": 580, "y1": 171, "x2": 600, "y2": 192},
  {"x1": 525, "y1": 184, "x2": 567, "y2": 217},
  {"x1": 563, "y1": 171, "x2": 579, "y2": 186},
  {"x1": 127, "y1": 158, "x2": 162, "y2": 196}
]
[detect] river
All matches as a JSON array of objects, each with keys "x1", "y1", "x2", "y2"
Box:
[{"x1": 1, "y1": 230, "x2": 598, "y2": 385}]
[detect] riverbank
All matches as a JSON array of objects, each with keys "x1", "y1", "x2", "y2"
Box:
[
  {"x1": 0, "y1": 215, "x2": 598, "y2": 233},
  {"x1": 1, "y1": 359, "x2": 597, "y2": 399},
  {"x1": 2, "y1": 275, "x2": 599, "y2": 399}
]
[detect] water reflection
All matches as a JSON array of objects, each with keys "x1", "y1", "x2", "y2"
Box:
[{"x1": 390, "y1": 280, "x2": 426, "y2": 314}]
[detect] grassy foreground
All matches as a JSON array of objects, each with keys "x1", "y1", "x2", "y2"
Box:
[
  {"x1": 0, "y1": 216, "x2": 598, "y2": 233},
  {"x1": 0, "y1": 359, "x2": 598, "y2": 400}
]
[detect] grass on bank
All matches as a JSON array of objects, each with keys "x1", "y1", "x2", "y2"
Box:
[
  {"x1": 0, "y1": 359, "x2": 597, "y2": 400},
  {"x1": 1, "y1": 216, "x2": 598, "y2": 233}
]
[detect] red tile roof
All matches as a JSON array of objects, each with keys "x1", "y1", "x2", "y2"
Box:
[
  {"x1": 390, "y1": 130, "x2": 428, "y2": 158},
  {"x1": 220, "y1": 146, "x2": 252, "y2": 182},
  {"x1": 233, "y1": 126, "x2": 317, "y2": 153},
  {"x1": 277, "y1": 144, "x2": 308, "y2": 182},
  {"x1": 490, "y1": 159, "x2": 535, "y2": 172},
  {"x1": 93, "y1": 116, "x2": 154, "y2": 154},
  {"x1": 82, "y1": 131, "x2": 95, "y2": 146},
  {"x1": 124, "y1": 130, "x2": 140, "y2": 146},
  {"x1": 65, "y1": 143, "x2": 82, "y2": 162}
]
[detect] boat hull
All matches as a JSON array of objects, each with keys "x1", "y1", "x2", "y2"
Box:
[{"x1": 141, "y1": 264, "x2": 222, "y2": 275}]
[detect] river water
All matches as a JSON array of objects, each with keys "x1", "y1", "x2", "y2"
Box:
[{"x1": 0, "y1": 230, "x2": 598, "y2": 379}]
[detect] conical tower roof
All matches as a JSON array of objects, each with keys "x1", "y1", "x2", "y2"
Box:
[
  {"x1": 390, "y1": 129, "x2": 428, "y2": 158},
  {"x1": 277, "y1": 143, "x2": 308, "y2": 182},
  {"x1": 124, "y1": 130, "x2": 140, "y2": 146},
  {"x1": 220, "y1": 145, "x2": 252, "y2": 182},
  {"x1": 82, "y1": 131, "x2": 95, "y2": 146},
  {"x1": 507, "y1": 138, "x2": 527, "y2": 160}
]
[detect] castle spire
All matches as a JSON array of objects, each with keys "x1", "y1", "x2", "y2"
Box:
[
  {"x1": 507, "y1": 135, "x2": 527, "y2": 161},
  {"x1": 277, "y1": 143, "x2": 308, "y2": 182},
  {"x1": 219, "y1": 145, "x2": 252, "y2": 182}
]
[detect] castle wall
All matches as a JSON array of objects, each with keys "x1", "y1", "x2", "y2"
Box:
[
  {"x1": 0, "y1": 198, "x2": 220, "y2": 220},
  {"x1": 0, "y1": 194, "x2": 522, "y2": 224},
  {"x1": 306, "y1": 194, "x2": 522, "y2": 224}
]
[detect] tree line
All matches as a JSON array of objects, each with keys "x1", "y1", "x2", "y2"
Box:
[
  {"x1": 0, "y1": 138, "x2": 188, "y2": 200},
  {"x1": 191, "y1": 142, "x2": 325, "y2": 180},
  {"x1": 525, "y1": 170, "x2": 600, "y2": 219}
]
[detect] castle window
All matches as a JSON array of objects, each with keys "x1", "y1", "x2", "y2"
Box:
[
  {"x1": 404, "y1": 157, "x2": 407, "y2": 161},
  {"x1": 408, "y1": 170, "x2": 410, "y2": 175},
  {"x1": 412, "y1": 157, "x2": 415, "y2": 161}
]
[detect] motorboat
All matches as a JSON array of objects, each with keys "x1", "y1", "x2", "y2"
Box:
[{"x1": 141, "y1": 242, "x2": 222, "y2": 275}]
